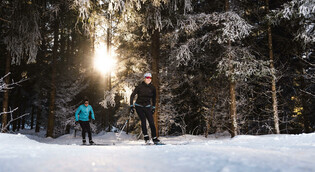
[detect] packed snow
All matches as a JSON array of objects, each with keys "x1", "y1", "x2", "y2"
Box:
[{"x1": 0, "y1": 131, "x2": 314, "y2": 172}]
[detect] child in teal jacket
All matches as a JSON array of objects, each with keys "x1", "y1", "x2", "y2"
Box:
[{"x1": 75, "y1": 99, "x2": 95, "y2": 144}]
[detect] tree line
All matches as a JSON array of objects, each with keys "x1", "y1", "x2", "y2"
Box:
[{"x1": 0, "y1": 0, "x2": 314, "y2": 138}]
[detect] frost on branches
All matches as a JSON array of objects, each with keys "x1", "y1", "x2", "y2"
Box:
[
  {"x1": 0, "y1": 73, "x2": 26, "y2": 92},
  {"x1": 177, "y1": 12, "x2": 252, "y2": 44},
  {"x1": 71, "y1": 0, "x2": 91, "y2": 20},
  {"x1": 273, "y1": 0, "x2": 315, "y2": 44},
  {"x1": 217, "y1": 47, "x2": 271, "y2": 81},
  {"x1": 172, "y1": 11, "x2": 253, "y2": 66},
  {"x1": 54, "y1": 73, "x2": 89, "y2": 136},
  {"x1": 100, "y1": 89, "x2": 117, "y2": 109},
  {"x1": 70, "y1": 0, "x2": 92, "y2": 34},
  {"x1": 3, "y1": 4, "x2": 41, "y2": 65},
  {"x1": 0, "y1": 73, "x2": 28, "y2": 132},
  {"x1": 0, "y1": 73, "x2": 12, "y2": 92}
]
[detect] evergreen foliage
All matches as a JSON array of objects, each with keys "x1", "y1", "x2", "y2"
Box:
[{"x1": 0, "y1": 0, "x2": 314, "y2": 136}]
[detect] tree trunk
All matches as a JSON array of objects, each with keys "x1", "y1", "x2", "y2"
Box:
[
  {"x1": 35, "y1": 1, "x2": 46, "y2": 133},
  {"x1": 46, "y1": 19, "x2": 59, "y2": 138},
  {"x1": 300, "y1": 67, "x2": 311, "y2": 133},
  {"x1": 1, "y1": 52, "x2": 11, "y2": 133},
  {"x1": 229, "y1": 78, "x2": 237, "y2": 137},
  {"x1": 106, "y1": 14, "x2": 112, "y2": 132},
  {"x1": 35, "y1": 105, "x2": 41, "y2": 133},
  {"x1": 21, "y1": 116, "x2": 25, "y2": 130},
  {"x1": 30, "y1": 106, "x2": 35, "y2": 130},
  {"x1": 11, "y1": 88, "x2": 19, "y2": 131},
  {"x1": 205, "y1": 116, "x2": 209, "y2": 138},
  {"x1": 12, "y1": 111, "x2": 17, "y2": 132},
  {"x1": 266, "y1": 0, "x2": 280, "y2": 134},
  {"x1": 21, "y1": 102, "x2": 26, "y2": 130},
  {"x1": 17, "y1": 110, "x2": 21, "y2": 131},
  {"x1": 226, "y1": 0, "x2": 238, "y2": 138},
  {"x1": 205, "y1": 97, "x2": 216, "y2": 138},
  {"x1": 151, "y1": 29, "x2": 160, "y2": 137}
]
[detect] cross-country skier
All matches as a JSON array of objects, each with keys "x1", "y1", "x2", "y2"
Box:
[
  {"x1": 75, "y1": 99, "x2": 95, "y2": 145},
  {"x1": 130, "y1": 72, "x2": 161, "y2": 144}
]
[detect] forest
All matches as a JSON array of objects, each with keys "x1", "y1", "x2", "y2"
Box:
[{"x1": 0, "y1": 0, "x2": 314, "y2": 138}]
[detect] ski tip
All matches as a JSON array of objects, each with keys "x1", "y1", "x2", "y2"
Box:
[{"x1": 154, "y1": 142, "x2": 166, "y2": 145}]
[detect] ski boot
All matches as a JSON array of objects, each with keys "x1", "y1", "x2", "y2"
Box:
[
  {"x1": 89, "y1": 140, "x2": 95, "y2": 145},
  {"x1": 144, "y1": 135, "x2": 150, "y2": 144},
  {"x1": 152, "y1": 137, "x2": 161, "y2": 144},
  {"x1": 82, "y1": 139, "x2": 87, "y2": 145}
]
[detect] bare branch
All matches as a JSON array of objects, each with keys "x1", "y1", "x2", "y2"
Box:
[
  {"x1": 0, "y1": 107, "x2": 18, "y2": 116},
  {"x1": 0, "y1": 17, "x2": 11, "y2": 23},
  {"x1": 0, "y1": 73, "x2": 28, "y2": 92},
  {"x1": 300, "y1": 89, "x2": 315, "y2": 97},
  {"x1": 1, "y1": 107, "x2": 29, "y2": 133},
  {"x1": 298, "y1": 57, "x2": 315, "y2": 67}
]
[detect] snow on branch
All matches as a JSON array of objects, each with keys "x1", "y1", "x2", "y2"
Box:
[
  {"x1": 108, "y1": 0, "x2": 126, "y2": 13},
  {"x1": 3, "y1": 7, "x2": 41, "y2": 65},
  {"x1": 217, "y1": 47, "x2": 271, "y2": 81},
  {"x1": 183, "y1": 0, "x2": 193, "y2": 14},
  {"x1": 170, "y1": 32, "x2": 214, "y2": 66},
  {"x1": 0, "y1": 108, "x2": 18, "y2": 117},
  {"x1": 100, "y1": 88, "x2": 117, "y2": 109},
  {"x1": 70, "y1": 0, "x2": 92, "y2": 34},
  {"x1": 71, "y1": 0, "x2": 91, "y2": 20},
  {"x1": 171, "y1": 11, "x2": 253, "y2": 66},
  {"x1": 272, "y1": 0, "x2": 315, "y2": 44},
  {"x1": 1, "y1": 107, "x2": 29, "y2": 133},
  {"x1": 0, "y1": 73, "x2": 27, "y2": 92},
  {"x1": 174, "y1": 43, "x2": 193, "y2": 66},
  {"x1": 177, "y1": 12, "x2": 253, "y2": 43},
  {"x1": 145, "y1": 6, "x2": 163, "y2": 31},
  {"x1": 0, "y1": 73, "x2": 12, "y2": 91}
]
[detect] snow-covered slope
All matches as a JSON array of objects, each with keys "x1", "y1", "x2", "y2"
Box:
[{"x1": 0, "y1": 132, "x2": 314, "y2": 172}]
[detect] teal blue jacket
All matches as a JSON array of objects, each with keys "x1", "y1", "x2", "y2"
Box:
[{"x1": 75, "y1": 104, "x2": 95, "y2": 121}]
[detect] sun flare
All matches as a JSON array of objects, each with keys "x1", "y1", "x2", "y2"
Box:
[{"x1": 94, "y1": 43, "x2": 117, "y2": 75}]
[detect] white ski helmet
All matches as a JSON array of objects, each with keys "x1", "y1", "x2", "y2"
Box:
[{"x1": 144, "y1": 73, "x2": 152, "y2": 78}]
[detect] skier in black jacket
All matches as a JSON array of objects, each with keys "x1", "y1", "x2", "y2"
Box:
[{"x1": 130, "y1": 73, "x2": 160, "y2": 144}]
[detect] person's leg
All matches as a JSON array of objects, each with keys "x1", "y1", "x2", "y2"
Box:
[
  {"x1": 85, "y1": 122, "x2": 93, "y2": 142},
  {"x1": 79, "y1": 121, "x2": 86, "y2": 143},
  {"x1": 136, "y1": 107, "x2": 149, "y2": 140},
  {"x1": 144, "y1": 107, "x2": 157, "y2": 138}
]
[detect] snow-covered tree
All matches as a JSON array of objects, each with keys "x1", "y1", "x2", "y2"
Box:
[
  {"x1": 273, "y1": 0, "x2": 315, "y2": 45},
  {"x1": 2, "y1": 1, "x2": 41, "y2": 65},
  {"x1": 271, "y1": 0, "x2": 314, "y2": 133},
  {"x1": 54, "y1": 72, "x2": 89, "y2": 136}
]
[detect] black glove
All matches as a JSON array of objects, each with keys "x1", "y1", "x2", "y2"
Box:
[
  {"x1": 75, "y1": 121, "x2": 79, "y2": 125},
  {"x1": 151, "y1": 106, "x2": 155, "y2": 114},
  {"x1": 130, "y1": 106, "x2": 135, "y2": 114}
]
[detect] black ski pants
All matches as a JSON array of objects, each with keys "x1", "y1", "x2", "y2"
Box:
[
  {"x1": 135, "y1": 106, "x2": 156, "y2": 138},
  {"x1": 79, "y1": 121, "x2": 92, "y2": 141}
]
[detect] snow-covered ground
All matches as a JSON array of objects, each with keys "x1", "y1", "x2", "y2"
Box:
[{"x1": 0, "y1": 131, "x2": 314, "y2": 172}]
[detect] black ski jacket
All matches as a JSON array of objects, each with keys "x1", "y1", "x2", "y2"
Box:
[{"x1": 130, "y1": 81, "x2": 156, "y2": 107}]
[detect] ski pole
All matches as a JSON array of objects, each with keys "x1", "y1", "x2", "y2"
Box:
[{"x1": 117, "y1": 114, "x2": 131, "y2": 140}]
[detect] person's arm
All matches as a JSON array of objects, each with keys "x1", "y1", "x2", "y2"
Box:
[
  {"x1": 75, "y1": 106, "x2": 81, "y2": 121},
  {"x1": 90, "y1": 106, "x2": 95, "y2": 120},
  {"x1": 130, "y1": 85, "x2": 139, "y2": 106}
]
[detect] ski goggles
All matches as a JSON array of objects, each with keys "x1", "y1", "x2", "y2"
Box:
[{"x1": 145, "y1": 77, "x2": 152, "y2": 79}]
